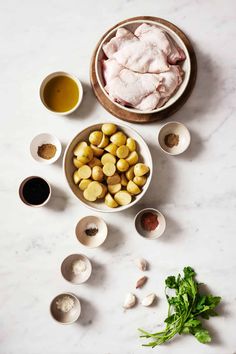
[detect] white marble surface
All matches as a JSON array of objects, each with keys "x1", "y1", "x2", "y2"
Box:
[{"x1": 0, "y1": 1, "x2": 236, "y2": 353}]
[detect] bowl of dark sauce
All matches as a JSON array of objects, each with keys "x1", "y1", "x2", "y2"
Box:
[{"x1": 19, "y1": 176, "x2": 51, "y2": 207}]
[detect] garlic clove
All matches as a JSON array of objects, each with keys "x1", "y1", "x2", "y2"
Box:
[
  {"x1": 141, "y1": 293, "x2": 156, "y2": 307},
  {"x1": 135, "y1": 258, "x2": 148, "y2": 271},
  {"x1": 123, "y1": 292, "x2": 136, "y2": 309},
  {"x1": 136, "y1": 276, "x2": 148, "y2": 289}
]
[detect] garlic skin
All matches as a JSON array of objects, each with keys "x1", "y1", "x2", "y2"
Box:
[
  {"x1": 141, "y1": 293, "x2": 156, "y2": 307},
  {"x1": 135, "y1": 258, "x2": 148, "y2": 271},
  {"x1": 123, "y1": 293, "x2": 136, "y2": 309},
  {"x1": 136, "y1": 276, "x2": 148, "y2": 289}
]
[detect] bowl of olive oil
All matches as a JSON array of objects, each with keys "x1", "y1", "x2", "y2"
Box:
[{"x1": 40, "y1": 71, "x2": 83, "y2": 115}]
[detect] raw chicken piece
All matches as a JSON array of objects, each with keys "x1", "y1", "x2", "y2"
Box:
[
  {"x1": 134, "y1": 23, "x2": 171, "y2": 55},
  {"x1": 102, "y1": 28, "x2": 138, "y2": 58},
  {"x1": 135, "y1": 23, "x2": 186, "y2": 64},
  {"x1": 165, "y1": 33, "x2": 186, "y2": 64},
  {"x1": 157, "y1": 65, "x2": 183, "y2": 107},
  {"x1": 113, "y1": 41, "x2": 169, "y2": 73},
  {"x1": 102, "y1": 58, "x2": 123, "y2": 83},
  {"x1": 134, "y1": 92, "x2": 161, "y2": 111},
  {"x1": 105, "y1": 68, "x2": 161, "y2": 108}
]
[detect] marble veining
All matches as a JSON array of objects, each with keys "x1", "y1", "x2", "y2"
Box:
[{"x1": 0, "y1": 0, "x2": 236, "y2": 353}]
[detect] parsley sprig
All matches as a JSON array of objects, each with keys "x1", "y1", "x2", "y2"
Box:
[{"x1": 139, "y1": 266, "x2": 221, "y2": 347}]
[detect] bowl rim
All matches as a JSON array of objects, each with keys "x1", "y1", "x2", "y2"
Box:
[
  {"x1": 134, "y1": 207, "x2": 166, "y2": 239},
  {"x1": 75, "y1": 215, "x2": 108, "y2": 247},
  {"x1": 39, "y1": 71, "x2": 83, "y2": 116},
  {"x1": 95, "y1": 19, "x2": 191, "y2": 115},
  {"x1": 158, "y1": 121, "x2": 191, "y2": 155},
  {"x1": 30, "y1": 132, "x2": 62, "y2": 164},
  {"x1": 63, "y1": 122, "x2": 153, "y2": 213}
]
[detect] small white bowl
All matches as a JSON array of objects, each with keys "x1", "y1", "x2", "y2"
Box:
[
  {"x1": 61, "y1": 254, "x2": 92, "y2": 284},
  {"x1": 30, "y1": 133, "x2": 62, "y2": 164},
  {"x1": 135, "y1": 208, "x2": 166, "y2": 239},
  {"x1": 50, "y1": 292, "x2": 81, "y2": 324},
  {"x1": 158, "y1": 121, "x2": 191, "y2": 155},
  {"x1": 39, "y1": 71, "x2": 83, "y2": 116},
  {"x1": 75, "y1": 216, "x2": 108, "y2": 248}
]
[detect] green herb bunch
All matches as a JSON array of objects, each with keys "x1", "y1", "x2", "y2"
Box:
[{"x1": 139, "y1": 266, "x2": 221, "y2": 347}]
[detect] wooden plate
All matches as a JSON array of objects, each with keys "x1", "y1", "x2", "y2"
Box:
[{"x1": 90, "y1": 16, "x2": 197, "y2": 124}]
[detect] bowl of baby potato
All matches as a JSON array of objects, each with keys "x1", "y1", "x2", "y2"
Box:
[{"x1": 64, "y1": 122, "x2": 153, "y2": 212}]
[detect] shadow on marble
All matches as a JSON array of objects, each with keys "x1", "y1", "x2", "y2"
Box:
[
  {"x1": 179, "y1": 129, "x2": 204, "y2": 160},
  {"x1": 69, "y1": 82, "x2": 97, "y2": 120},
  {"x1": 159, "y1": 214, "x2": 181, "y2": 243},
  {"x1": 76, "y1": 296, "x2": 97, "y2": 326},
  {"x1": 46, "y1": 184, "x2": 68, "y2": 212},
  {"x1": 102, "y1": 223, "x2": 126, "y2": 252},
  {"x1": 53, "y1": 142, "x2": 67, "y2": 168},
  {"x1": 86, "y1": 259, "x2": 106, "y2": 287}
]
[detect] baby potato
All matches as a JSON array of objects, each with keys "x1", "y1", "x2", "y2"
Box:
[
  {"x1": 73, "y1": 141, "x2": 87, "y2": 156},
  {"x1": 89, "y1": 131, "x2": 103, "y2": 146},
  {"x1": 117, "y1": 159, "x2": 129, "y2": 172},
  {"x1": 110, "y1": 131, "x2": 127, "y2": 146},
  {"x1": 98, "y1": 134, "x2": 109, "y2": 148},
  {"x1": 127, "y1": 180, "x2": 141, "y2": 195},
  {"x1": 134, "y1": 163, "x2": 150, "y2": 177},
  {"x1": 79, "y1": 179, "x2": 92, "y2": 191},
  {"x1": 105, "y1": 193, "x2": 118, "y2": 208},
  {"x1": 133, "y1": 176, "x2": 147, "y2": 187},
  {"x1": 73, "y1": 170, "x2": 81, "y2": 184},
  {"x1": 103, "y1": 162, "x2": 116, "y2": 177},
  {"x1": 107, "y1": 173, "x2": 121, "y2": 185},
  {"x1": 88, "y1": 157, "x2": 102, "y2": 168},
  {"x1": 104, "y1": 143, "x2": 118, "y2": 156},
  {"x1": 108, "y1": 183, "x2": 122, "y2": 194},
  {"x1": 101, "y1": 153, "x2": 116, "y2": 165},
  {"x1": 92, "y1": 166, "x2": 104, "y2": 182},
  {"x1": 78, "y1": 165, "x2": 92, "y2": 179},
  {"x1": 102, "y1": 123, "x2": 117, "y2": 136},
  {"x1": 126, "y1": 151, "x2": 138, "y2": 166},
  {"x1": 114, "y1": 190, "x2": 132, "y2": 206},
  {"x1": 97, "y1": 183, "x2": 107, "y2": 199},
  {"x1": 73, "y1": 157, "x2": 84, "y2": 169},
  {"x1": 84, "y1": 181, "x2": 103, "y2": 201},
  {"x1": 126, "y1": 138, "x2": 136, "y2": 152},
  {"x1": 125, "y1": 166, "x2": 135, "y2": 180},
  {"x1": 120, "y1": 173, "x2": 128, "y2": 187},
  {"x1": 116, "y1": 145, "x2": 129, "y2": 159},
  {"x1": 90, "y1": 144, "x2": 104, "y2": 157},
  {"x1": 77, "y1": 146, "x2": 93, "y2": 163}
]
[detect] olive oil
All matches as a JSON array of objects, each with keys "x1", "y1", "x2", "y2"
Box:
[{"x1": 43, "y1": 75, "x2": 79, "y2": 112}]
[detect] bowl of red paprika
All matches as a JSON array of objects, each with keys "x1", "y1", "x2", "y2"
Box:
[{"x1": 134, "y1": 208, "x2": 166, "y2": 239}]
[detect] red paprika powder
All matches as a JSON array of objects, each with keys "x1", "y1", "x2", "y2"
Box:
[{"x1": 141, "y1": 212, "x2": 159, "y2": 232}]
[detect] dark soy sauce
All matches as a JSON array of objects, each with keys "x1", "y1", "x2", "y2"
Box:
[{"x1": 22, "y1": 177, "x2": 50, "y2": 205}]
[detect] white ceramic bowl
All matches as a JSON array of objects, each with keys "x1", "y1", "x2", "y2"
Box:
[
  {"x1": 39, "y1": 71, "x2": 83, "y2": 116},
  {"x1": 95, "y1": 19, "x2": 191, "y2": 114},
  {"x1": 75, "y1": 216, "x2": 108, "y2": 248},
  {"x1": 158, "y1": 121, "x2": 191, "y2": 155},
  {"x1": 30, "y1": 133, "x2": 62, "y2": 164},
  {"x1": 63, "y1": 122, "x2": 153, "y2": 212},
  {"x1": 61, "y1": 254, "x2": 92, "y2": 284},
  {"x1": 50, "y1": 292, "x2": 81, "y2": 324},
  {"x1": 135, "y1": 208, "x2": 166, "y2": 239}
]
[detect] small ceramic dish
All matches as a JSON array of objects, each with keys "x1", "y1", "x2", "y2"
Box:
[
  {"x1": 19, "y1": 176, "x2": 51, "y2": 207},
  {"x1": 39, "y1": 71, "x2": 83, "y2": 116},
  {"x1": 30, "y1": 133, "x2": 62, "y2": 164},
  {"x1": 75, "y1": 216, "x2": 108, "y2": 248},
  {"x1": 50, "y1": 292, "x2": 81, "y2": 324},
  {"x1": 61, "y1": 254, "x2": 92, "y2": 284},
  {"x1": 158, "y1": 121, "x2": 191, "y2": 155},
  {"x1": 134, "y1": 208, "x2": 166, "y2": 239}
]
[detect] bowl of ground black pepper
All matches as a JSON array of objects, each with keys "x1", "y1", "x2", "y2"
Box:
[
  {"x1": 75, "y1": 215, "x2": 108, "y2": 248},
  {"x1": 19, "y1": 176, "x2": 51, "y2": 207},
  {"x1": 30, "y1": 133, "x2": 62, "y2": 164},
  {"x1": 158, "y1": 122, "x2": 191, "y2": 155}
]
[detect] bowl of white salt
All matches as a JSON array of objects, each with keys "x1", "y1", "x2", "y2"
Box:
[
  {"x1": 50, "y1": 292, "x2": 81, "y2": 324},
  {"x1": 61, "y1": 254, "x2": 92, "y2": 284}
]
